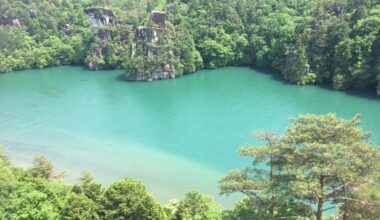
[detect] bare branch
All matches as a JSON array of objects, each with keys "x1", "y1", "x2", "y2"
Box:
[
  {"x1": 322, "y1": 206, "x2": 337, "y2": 212},
  {"x1": 336, "y1": 197, "x2": 378, "y2": 206},
  {"x1": 325, "y1": 182, "x2": 352, "y2": 196}
]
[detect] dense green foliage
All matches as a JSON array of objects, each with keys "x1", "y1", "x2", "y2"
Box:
[
  {"x1": 220, "y1": 114, "x2": 380, "y2": 220},
  {"x1": 0, "y1": 148, "x2": 212, "y2": 220},
  {"x1": 1, "y1": 0, "x2": 379, "y2": 92},
  {"x1": 1, "y1": 114, "x2": 379, "y2": 219},
  {"x1": 172, "y1": 191, "x2": 222, "y2": 220}
]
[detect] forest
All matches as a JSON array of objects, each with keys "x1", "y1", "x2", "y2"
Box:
[
  {"x1": 1, "y1": 1, "x2": 380, "y2": 219},
  {"x1": 0, "y1": 0, "x2": 379, "y2": 92},
  {"x1": 1, "y1": 114, "x2": 380, "y2": 219}
]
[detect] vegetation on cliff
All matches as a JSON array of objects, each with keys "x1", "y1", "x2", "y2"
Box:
[
  {"x1": 1, "y1": 114, "x2": 379, "y2": 219},
  {"x1": 0, "y1": 0, "x2": 379, "y2": 92}
]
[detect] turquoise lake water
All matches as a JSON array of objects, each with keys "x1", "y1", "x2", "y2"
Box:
[{"x1": 0, "y1": 66, "x2": 379, "y2": 206}]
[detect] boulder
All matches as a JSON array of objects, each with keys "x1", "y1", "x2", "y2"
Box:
[
  {"x1": 12, "y1": 19, "x2": 21, "y2": 27},
  {"x1": 28, "y1": 9, "x2": 38, "y2": 19},
  {"x1": 84, "y1": 7, "x2": 115, "y2": 17},
  {"x1": 84, "y1": 7, "x2": 116, "y2": 29},
  {"x1": 63, "y1": 24, "x2": 72, "y2": 36},
  {"x1": 150, "y1": 11, "x2": 167, "y2": 28}
]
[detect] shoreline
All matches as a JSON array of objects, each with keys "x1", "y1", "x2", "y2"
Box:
[
  {"x1": 2, "y1": 135, "x2": 242, "y2": 208},
  {"x1": 1, "y1": 65, "x2": 379, "y2": 100}
]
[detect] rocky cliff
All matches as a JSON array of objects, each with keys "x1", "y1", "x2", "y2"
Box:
[
  {"x1": 84, "y1": 7, "x2": 130, "y2": 71},
  {"x1": 377, "y1": 81, "x2": 380, "y2": 96},
  {"x1": 125, "y1": 11, "x2": 179, "y2": 81},
  {"x1": 84, "y1": 7, "x2": 116, "y2": 29},
  {"x1": 83, "y1": 8, "x2": 200, "y2": 81}
]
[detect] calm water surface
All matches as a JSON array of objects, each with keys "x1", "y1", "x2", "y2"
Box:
[{"x1": 0, "y1": 66, "x2": 379, "y2": 206}]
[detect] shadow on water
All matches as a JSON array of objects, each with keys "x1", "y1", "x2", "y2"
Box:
[
  {"x1": 115, "y1": 74, "x2": 126, "y2": 82},
  {"x1": 318, "y1": 83, "x2": 380, "y2": 101},
  {"x1": 115, "y1": 65, "x2": 379, "y2": 101},
  {"x1": 115, "y1": 71, "x2": 197, "y2": 83},
  {"x1": 247, "y1": 66, "x2": 380, "y2": 101},
  {"x1": 248, "y1": 66, "x2": 293, "y2": 86},
  {"x1": 4, "y1": 65, "x2": 379, "y2": 101}
]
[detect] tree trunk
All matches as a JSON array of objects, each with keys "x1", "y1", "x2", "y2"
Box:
[
  {"x1": 342, "y1": 211, "x2": 349, "y2": 220},
  {"x1": 269, "y1": 154, "x2": 275, "y2": 220},
  {"x1": 342, "y1": 186, "x2": 349, "y2": 220},
  {"x1": 316, "y1": 175, "x2": 325, "y2": 220},
  {"x1": 316, "y1": 197, "x2": 324, "y2": 220},
  {"x1": 270, "y1": 195, "x2": 275, "y2": 219}
]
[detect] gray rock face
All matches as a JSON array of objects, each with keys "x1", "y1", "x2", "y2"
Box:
[
  {"x1": 84, "y1": 9, "x2": 178, "y2": 78},
  {"x1": 87, "y1": 48, "x2": 104, "y2": 71},
  {"x1": 85, "y1": 7, "x2": 115, "y2": 17},
  {"x1": 125, "y1": 11, "x2": 178, "y2": 81},
  {"x1": 12, "y1": 19, "x2": 21, "y2": 27},
  {"x1": 84, "y1": 7, "x2": 120, "y2": 71},
  {"x1": 0, "y1": 17, "x2": 22, "y2": 27},
  {"x1": 63, "y1": 24, "x2": 72, "y2": 36},
  {"x1": 134, "y1": 27, "x2": 169, "y2": 57},
  {"x1": 150, "y1": 11, "x2": 168, "y2": 28},
  {"x1": 125, "y1": 32, "x2": 176, "y2": 81},
  {"x1": 377, "y1": 81, "x2": 380, "y2": 96},
  {"x1": 125, "y1": 66, "x2": 175, "y2": 81},
  {"x1": 84, "y1": 7, "x2": 116, "y2": 29},
  {"x1": 28, "y1": 9, "x2": 38, "y2": 19}
]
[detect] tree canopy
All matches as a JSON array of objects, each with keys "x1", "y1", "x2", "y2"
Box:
[
  {"x1": 1, "y1": 113, "x2": 379, "y2": 219},
  {"x1": 220, "y1": 114, "x2": 380, "y2": 220},
  {"x1": 0, "y1": 0, "x2": 379, "y2": 93}
]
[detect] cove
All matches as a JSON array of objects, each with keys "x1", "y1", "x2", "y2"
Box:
[{"x1": 0, "y1": 66, "x2": 380, "y2": 207}]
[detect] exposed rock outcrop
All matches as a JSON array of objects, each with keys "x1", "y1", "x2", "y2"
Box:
[
  {"x1": 134, "y1": 27, "x2": 170, "y2": 57},
  {"x1": 63, "y1": 24, "x2": 72, "y2": 36},
  {"x1": 125, "y1": 11, "x2": 178, "y2": 81},
  {"x1": 150, "y1": 11, "x2": 168, "y2": 28},
  {"x1": 88, "y1": 47, "x2": 107, "y2": 71},
  {"x1": 84, "y1": 7, "x2": 127, "y2": 71},
  {"x1": 11, "y1": 19, "x2": 21, "y2": 27},
  {"x1": 0, "y1": 17, "x2": 21, "y2": 27},
  {"x1": 84, "y1": 9, "x2": 195, "y2": 78},
  {"x1": 84, "y1": 7, "x2": 116, "y2": 29},
  {"x1": 377, "y1": 81, "x2": 380, "y2": 96},
  {"x1": 28, "y1": 9, "x2": 38, "y2": 19}
]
